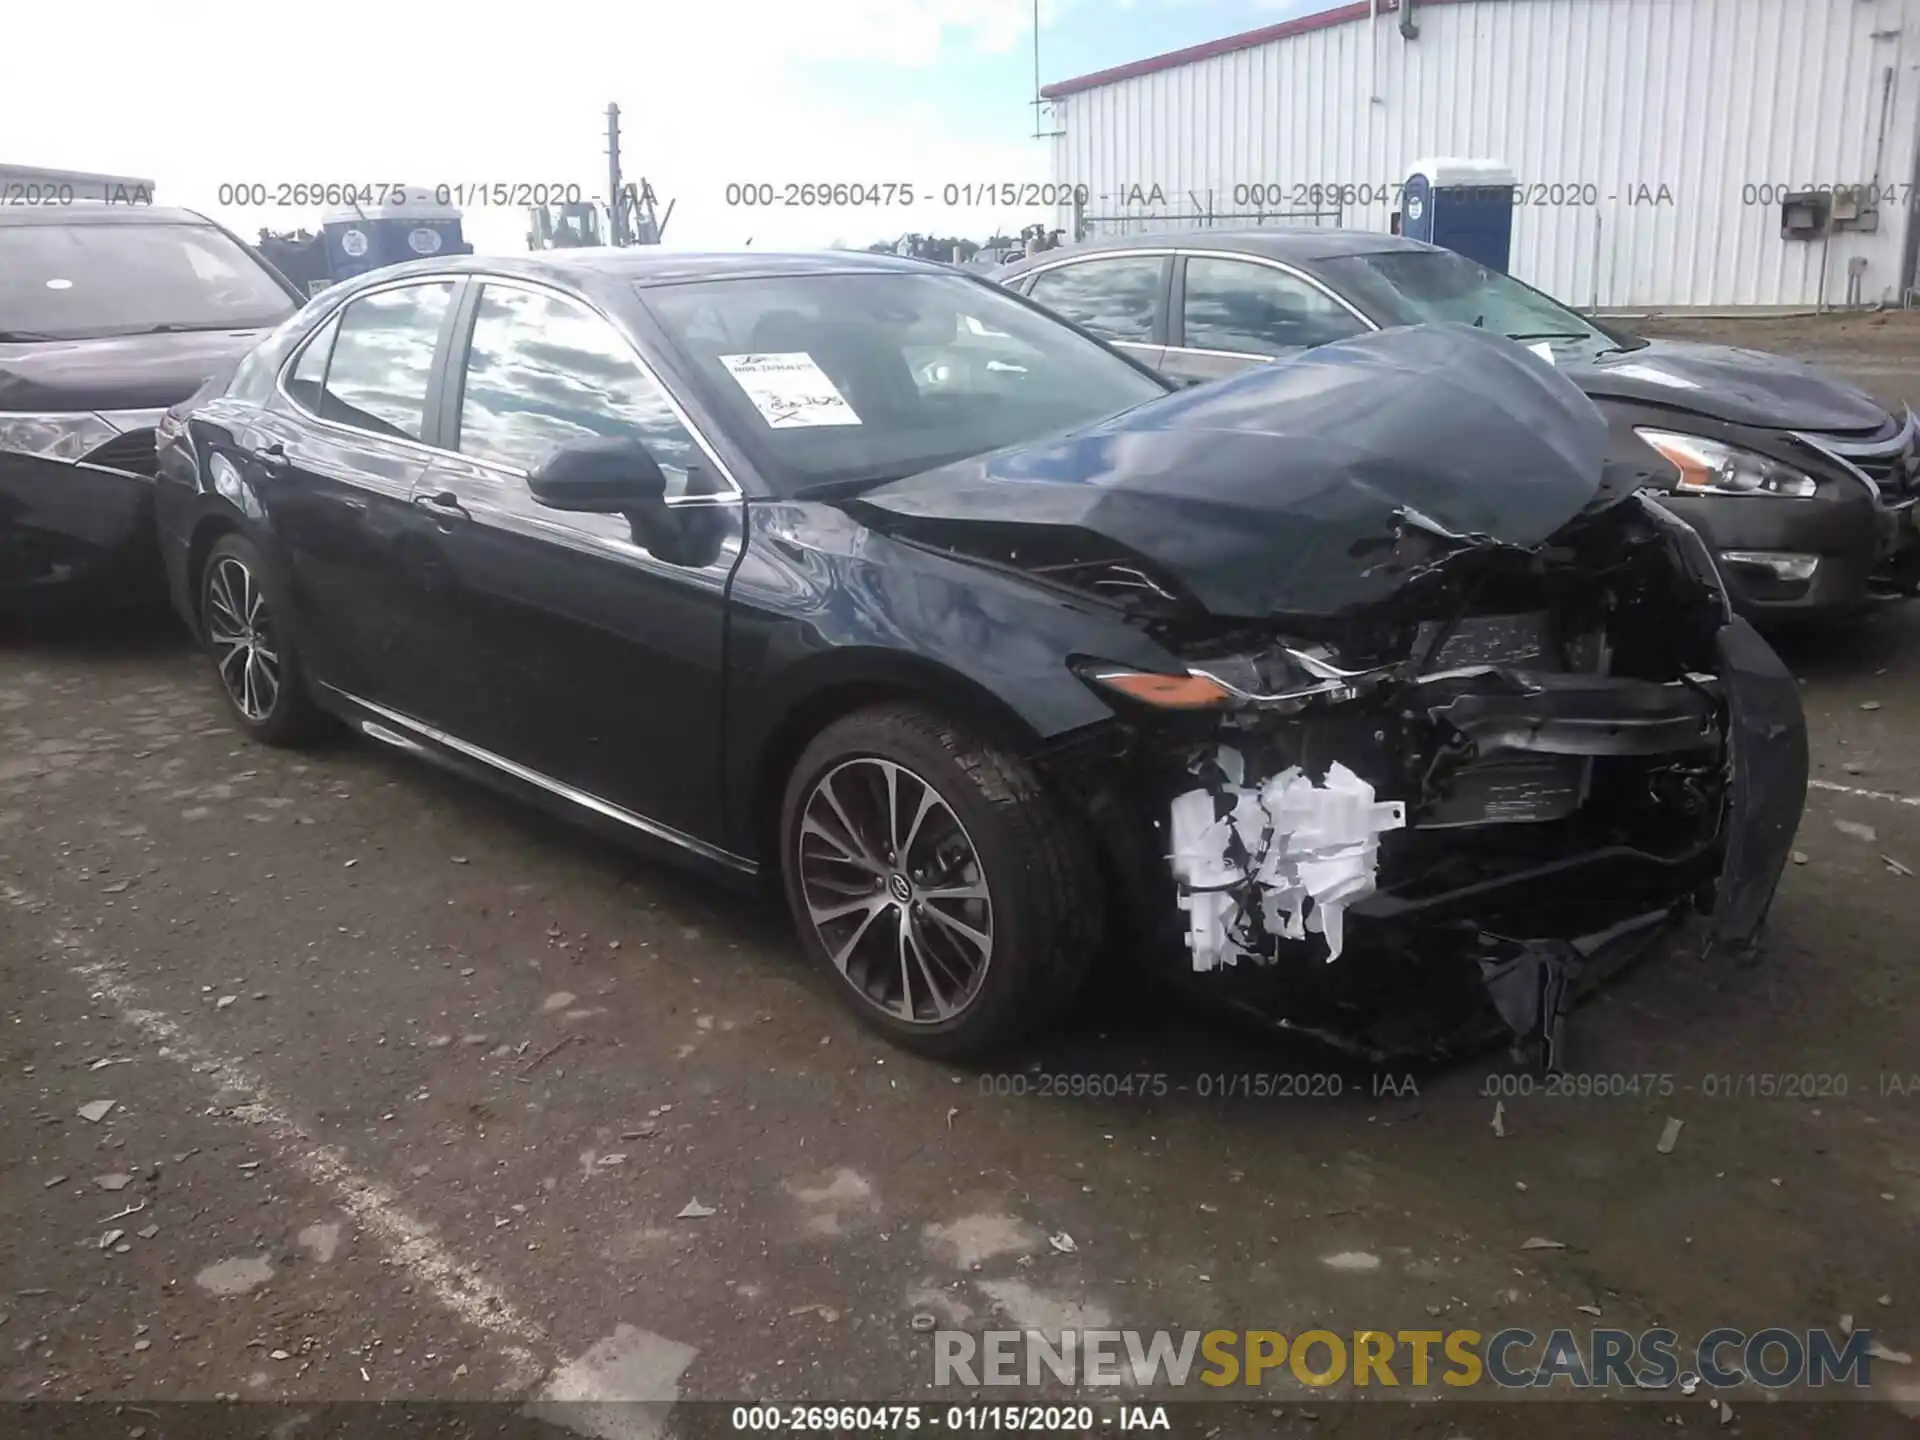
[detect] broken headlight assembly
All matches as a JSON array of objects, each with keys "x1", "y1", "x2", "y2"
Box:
[
  {"x1": 1635, "y1": 429, "x2": 1818, "y2": 499},
  {"x1": 1074, "y1": 646, "x2": 1392, "y2": 714}
]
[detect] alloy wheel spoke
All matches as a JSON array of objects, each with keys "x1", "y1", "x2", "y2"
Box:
[
  {"x1": 902, "y1": 913, "x2": 953, "y2": 1019},
  {"x1": 898, "y1": 786, "x2": 941, "y2": 871},
  {"x1": 800, "y1": 814, "x2": 881, "y2": 876},
  {"x1": 209, "y1": 569, "x2": 242, "y2": 630},
  {"x1": 920, "y1": 899, "x2": 991, "y2": 958},
  {"x1": 806, "y1": 871, "x2": 877, "y2": 899},
  {"x1": 920, "y1": 881, "x2": 988, "y2": 903},
  {"x1": 817, "y1": 774, "x2": 884, "y2": 872},
  {"x1": 808, "y1": 892, "x2": 888, "y2": 926},
  {"x1": 881, "y1": 761, "x2": 903, "y2": 862},
  {"x1": 249, "y1": 652, "x2": 279, "y2": 712},
  {"x1": 217, "y1": 651, "x2": 248, "y2": 699},
  {"x1": 895, "y1": 911, "x2": 917, "y2": 1018},
  {"x1": 826, "y1": 902, "x2": 888, "y2": 975}
]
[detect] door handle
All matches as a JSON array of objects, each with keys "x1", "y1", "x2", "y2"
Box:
[
  {"x1": 413, "y1": 490, "x2": 467, "y2": 518},
  {"x1": 255, "y1": 441, "x2": 289, "y2": 472}
]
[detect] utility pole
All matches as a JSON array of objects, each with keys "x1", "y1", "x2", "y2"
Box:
[
  {"x1": 1030, "y1": 0, "x2": 1062, "y2": 140},
  {"x1": 606, "y1": 102, "x2": 630, "y2": 247}
]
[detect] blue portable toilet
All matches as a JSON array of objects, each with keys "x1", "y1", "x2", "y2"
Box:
[
  {"x1": 320, "y1": 187, "x2": 471, "y2": 283},
  {"x1": 1400, "y1": 158, "x2": 1515, "y2": 273}
]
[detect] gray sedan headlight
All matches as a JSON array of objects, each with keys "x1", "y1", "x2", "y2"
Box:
[
  {"x1": 0, "y1": 411, "x2": 122, "y2": 463},
  {"x1": 1635, "y1": 428, "x2": 1818, "y2": 498}
]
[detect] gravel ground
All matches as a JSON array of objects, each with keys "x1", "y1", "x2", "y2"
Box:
[{"x1": 2, "y1": 318, "x2": 1918, "y2": 1438}]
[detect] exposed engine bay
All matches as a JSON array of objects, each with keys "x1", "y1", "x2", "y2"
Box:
[
  {"x1": 855, "y1": 325, "x2": 1810, "y2": 1067},
  {"x1": 1079, "y1": 494, "x2": 1742, "y2": 1066},
  {"x1": 1160, "y1": 503, "x2": 1728, "y2": 972}
]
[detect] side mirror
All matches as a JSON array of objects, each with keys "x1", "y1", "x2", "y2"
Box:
[{"x1": 526, "y1": 437, "x2": 667, "y2": 513}]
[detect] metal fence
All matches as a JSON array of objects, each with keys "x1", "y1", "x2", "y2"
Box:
[{"x1": 1069, "y1": 190, "x2": 1345, "y2": 242}]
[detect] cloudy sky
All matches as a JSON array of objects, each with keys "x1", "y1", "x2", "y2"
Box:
[{"x1": 3, "y1": 0, "x2": 1323, "y2": 254}]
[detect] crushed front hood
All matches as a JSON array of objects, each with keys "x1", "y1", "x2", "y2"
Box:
[{"x1": 858, "y1": 324, "x2": 1624, "y2": 620}]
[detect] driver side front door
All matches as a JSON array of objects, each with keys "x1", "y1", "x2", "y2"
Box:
[{"x1": 398, "y1": 278, "x2": 745, "y2": 852}]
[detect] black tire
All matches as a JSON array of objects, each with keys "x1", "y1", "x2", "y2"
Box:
[
  {"x1": 197, "y1": 533, "x2": 326, "y2": 746},
  {"x1": 779, "y1": 702, "x2": 1102, "y2": 1058}
]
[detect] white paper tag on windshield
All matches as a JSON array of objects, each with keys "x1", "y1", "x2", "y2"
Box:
[
  {"x1": 1528, "y1": 341, "x2": 1556, "y2": 365},
  {"x1": 718, "y1": 352, "x2": 863, "y2": 428}
]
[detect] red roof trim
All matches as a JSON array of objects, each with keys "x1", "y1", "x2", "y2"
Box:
[{"x1": 1041, "y1": 0, "x2": 1469, "y2": 100}]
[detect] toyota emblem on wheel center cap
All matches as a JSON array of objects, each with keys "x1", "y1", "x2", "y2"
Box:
[{"x1": 888, "y1": 872, "x2": 912, "y2": 903}]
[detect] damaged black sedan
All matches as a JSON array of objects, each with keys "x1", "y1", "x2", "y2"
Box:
[{"x1": 152, "y1": 250, "x2": 1809, "y2": 1064}]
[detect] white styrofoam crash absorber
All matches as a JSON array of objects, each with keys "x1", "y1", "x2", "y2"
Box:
[{"x1": 1169, "y1": 754, "x2": 1406, "y2": 970}]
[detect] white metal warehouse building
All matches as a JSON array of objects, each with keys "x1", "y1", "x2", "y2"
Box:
[{"x1": 1041, "y1": 0, "x2": 1920, "y2": 309}]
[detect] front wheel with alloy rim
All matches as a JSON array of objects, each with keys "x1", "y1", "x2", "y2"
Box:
[
  {"x1": 779, "y1": 703, "x2": 1103, "y2": 1058},
  {"x1": 199, "y1": 533, "x2": 324, "y2": 746}
]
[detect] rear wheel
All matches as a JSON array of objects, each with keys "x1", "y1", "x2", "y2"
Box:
[
  {"x1": 779, "y1": 703, "x2": 1101, "y2": 1058},
  {"x1": 199, "y1": 534, "x2": 325, "y2": 746}
]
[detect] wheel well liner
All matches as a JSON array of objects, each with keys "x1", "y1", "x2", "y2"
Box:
[{"x1": 745, "y1": 660, "x2": 1054, "y2": 882}]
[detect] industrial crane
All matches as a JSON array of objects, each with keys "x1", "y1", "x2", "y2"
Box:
[{"x1": 526, "y1": 103, "x2": 674, "y2": 250}]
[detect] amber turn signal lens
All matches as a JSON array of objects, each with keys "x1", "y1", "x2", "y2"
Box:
[{"x1": 1088, "y1": 670, "x2": 1233, "y2": 709}]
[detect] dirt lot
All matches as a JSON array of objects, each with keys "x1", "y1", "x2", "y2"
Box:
[{"x1": 3, "y1": 313, "x2": 1918, "y2": 1439}]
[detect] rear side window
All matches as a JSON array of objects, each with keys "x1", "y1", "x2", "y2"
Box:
[
  {"x1": 229, "y1": 289, "x2": 348, "y2": 405},
  {"x1": 314, "y1": 282, "x2": 455, "y2": 442},
  {"x1": 1025, "y1": 257, "x2": 1163, "y2": 343},
  {"x1": 283, "y1": 317, "x2": 338, "y2": 413}
]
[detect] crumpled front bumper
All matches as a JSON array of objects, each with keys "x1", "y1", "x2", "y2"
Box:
[
  {"x1": 1157, "y1": 613, "x2": 1808, "y2": 1068},
  {"x1": 1702, "y1": 614, "x2": 1810, "y2": 954},
  {"x1": 1453, "y1": 615, "x2": 1807, "y2": 1067},
  {"x1": 0, "y1": 418, "x2": 165, "y2": 609}
]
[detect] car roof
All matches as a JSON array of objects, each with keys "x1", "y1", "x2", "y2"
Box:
[
  {"x1": 996, "y1": 227, "x2": 1436, "y2": 274},
  {"x1": 0, "y1": 203, "x2": 216, "y2": 228},
  {"x1": 338, "y1": 248, "x2": 963, "y2": 290}
]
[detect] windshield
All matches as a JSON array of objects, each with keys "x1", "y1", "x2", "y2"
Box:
[
  {"x1": 1317, "y1": 249, "x2": 1640, "y2": 360},
  {"x1": 640, "y1": 270, "x2": 1169, "y2": 495},
  {"x1": 0, "y1": 221, "x2": 296, "y2": 340}
]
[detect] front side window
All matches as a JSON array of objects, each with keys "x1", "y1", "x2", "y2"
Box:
[
  {"x1": 642, "y1": 269, "x2": 1169, "y2": 495},
  {"x1": 317, "y1": 282, "x2": 455, "y2": 442},
  {"x1": 0, "y1": 221, "x2": 295, "y2": 340},
  {"x1": 1180, "y1": 257, "x2": 1368, "y2": 355},
  {"x1": 454, "y1": 284, "x2": 709, "y2": 497},
  {"x1": 1024, "y1": 257, "x2": 1164, "y2": 343}
]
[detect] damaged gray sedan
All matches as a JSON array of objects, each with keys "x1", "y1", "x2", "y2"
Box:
[{"x1": 850, "y1": 322, "x2": 1808, "y2": 1066}]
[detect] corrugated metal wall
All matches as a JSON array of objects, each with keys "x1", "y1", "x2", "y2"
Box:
[{"x1": 1048, "y1": 0, "x2": 1920, "y2": 308}]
